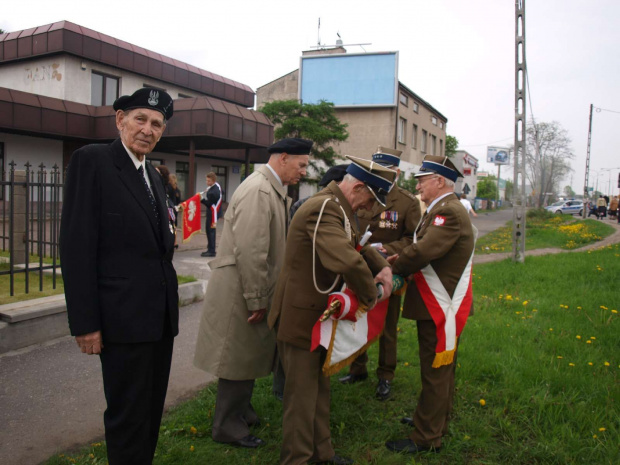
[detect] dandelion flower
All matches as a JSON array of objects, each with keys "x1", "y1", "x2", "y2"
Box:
[
  {"x1": 577, "y1": 306, "x2": 582, "y2": 310},
  {"x1": 586, "y1": 340, "x2": 592, "y2": 344},
  {"x1": 522, "y1": 301, "x2": 529, "y2": 306},
  {"x1": 479, "y1": 399, "x2": 486, "y2": 406},
  {"x1": 588, "y1": 362, "x2": 593, "y2": 366},
  {"x1": 612, "y1": 310, "x2": 618, "y2": 314},
  {"x1": 604, "y1": 362, "x2": 610, "y2": 367},
  {"x1": 599, "y1": 427, "x2": 606, "y2": 432},
  {"x1": 576, "y1": 335, "x2": 581, "y2": 339},
  {"x1": 190, "y1": 445, "x2": 195, "y2": 452},
  {"x1": 190, "y1": 426, "x2": 197, "y2": 434},
  {"x1": 532, "y1": 309, "x2": 538, "y2": 312},
  {"x1": 404, "y1": 362, "x2": 410, "y2": 366},
  {"x1": 590, "y1": 336, "x2": 596, "y2": 340},
  {"x1": 569, "y1": 363, "x2": 575, "y2": 367},
  {"x1": 593, "y1": 434, "x2": 598, "y2": 439},
  {"x1": 549, "y1": 328, "x2": 553, "y2": 331},
  {"x1": 557, "y1": 356, "x2": 563, "y2": 359}
]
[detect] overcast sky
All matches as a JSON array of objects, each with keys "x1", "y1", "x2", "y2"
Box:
[{"x1": 3, "y1": 0, "x2": 619, "y2": 194}]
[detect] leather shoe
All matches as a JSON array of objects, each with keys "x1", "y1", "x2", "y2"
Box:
[
  {"x1": 312, "y1": 455, "x2": 354, "y2": 464},
  {"x1": 375, "y1": 379, "x2": 391, "y2": 400},
  {"x1": 385, "y1": 438, "x2": 439, "y2": 454},
  {"x1": 201, "y1": 251, "x2": 216, "y2": 257},
  {"x1": 400, "y1": 417, "x2": 414, "y2": 427},
  {"x1": 228, "y1": 434, "x2": 265, "y2": 448},
  {"x1": 338, "y1": 372, "x2": 368, "y2": 384}
]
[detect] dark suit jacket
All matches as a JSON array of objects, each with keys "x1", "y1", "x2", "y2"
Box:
[
  {"x1": 60, "y1": 138, "x2": 179, "y2": 343},
  {"x1": 268, "y1": 181, "x2": 389, "y2": 350},
  {"x1": 392, "y1": 193, "x2": 474, "y2": 321}
]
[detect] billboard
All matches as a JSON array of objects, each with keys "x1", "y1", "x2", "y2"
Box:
[
  {"x1": 299, "y1": 52, "x2": 398, "y2": 107},
  {"x1": 487, "y1": 146, "x2": 510, "y2": 165}
]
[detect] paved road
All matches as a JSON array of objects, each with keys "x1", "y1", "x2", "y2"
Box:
[
  {"x1": 0, "y1": 209, "x2": 515, "y2": 465},
  {"x1": 0, "y1": 301, "x2": 213, "y2": 465}
]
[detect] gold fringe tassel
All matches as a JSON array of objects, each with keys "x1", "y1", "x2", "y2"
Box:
[{"x1": 431, "y1": 337, "x2": 459, "y2": 368}]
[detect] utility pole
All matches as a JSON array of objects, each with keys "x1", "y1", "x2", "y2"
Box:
[
  {"x1": 583, "y1": 103, "x2": 593, "y2": 218},
  {"x1": 512, "y1": 0, "x2": 527, "y2": 263}
]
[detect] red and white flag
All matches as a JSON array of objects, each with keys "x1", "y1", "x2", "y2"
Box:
[
  {"x1": 179, "y1": 194, "x2": 202, "y2": 242},
  {"x1": 311, "y1": 288, "x2": 389, "y2": 376}
]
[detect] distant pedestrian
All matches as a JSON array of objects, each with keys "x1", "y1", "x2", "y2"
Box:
[
  {"x1": 596, "y1": 195, "x2": 607, "y2": 219},
  {"x1": 460, "y1": 194, "x2": 478, "y2": 217},
  {"x1": 200, "y1": 172, "x2": 222, "y2": 257}
]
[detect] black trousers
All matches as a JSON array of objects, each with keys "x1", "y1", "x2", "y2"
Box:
[
  {"x1": 212, "y1": 378, "x2": 259, "y2": 442},
  {"x1": 99, "y1": 335, "x2": 174, "y2": 465},
  {"x1": 206, "y1": 212, "x2": 216, "y2": 253}
]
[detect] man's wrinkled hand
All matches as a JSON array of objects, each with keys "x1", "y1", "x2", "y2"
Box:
[
  {"x1": 247, "y1": 308, "x2": 266, "y2": 324},
  {"x1": 75, "y1": 331, "x2": 103, "y2": 355},
  {"x1": 386, "y1": 254, "x2": 399, "y2": 265},
  {"x1": 375, "y1": 266, "x2": 393, "y2": 301}
]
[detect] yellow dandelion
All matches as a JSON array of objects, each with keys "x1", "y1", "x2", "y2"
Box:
[
  {"x1": 506, "y1": 324, "x2": 511, "y2": 327},
  {"x1": 515, "y1": 311, "x2": 522, "y2": 314},
  {"x1": 549, "y1": 328, "x2": 553, "y2": 331},
  {"x1": 569, "y1": 363, "x2": 575, "y2": 367},
  {"x1": 586, "y1": 340, "x2": 592, "y2": 344},
  {"x1": 600, "y1": 306, "x2": 608, "y2": 310},
  {"x1": 464, "y1": 435, "x2": 471, "y2": 440},
  {"x1": 532, "y1": 309, "x2": 538, "y2": 312},
  {"x1": 590, "y1": 336, "x2": 596, "y2": 340},
  {"x1": 604, "y1": 362, "x2": 610, "y2": 367},
  {"x1": 577, "y1": 306, "x2": 582, "y2": 310},
  {"x1": 593, "y1": 434, "x2": 598, "y2": 439},
  {"x1": 190, "y1": 426, "x2": 197, "y2": 434},
  {"x1": 576, "y1": 335, "x2": 581, "y2": 339},
  {"x1": 479, "y1": 399, "x2": 486, "y2": 406},
  {"x1": 557, "y1": 356, "x2": 563, "y2": 359},
  {"x1": 190, "y1": 445, "x2": 195, "y2": 452},
  {"x1": 505, "y1": 295, "x2": 513, "y2": 301},
  {"x1": 612, "y1": 310, "x2": 618, "y2": 314},
  {"x1": 404, "y1": 362, "x2": 410, "y2": 366},
  {"x1": 588, "y1": 362, "x2": 593, "y2": 366},
  {"x1": 397, "y1": 327, "x2": 401, "y2": 332},
  {"x1": 598, "y1": 427, "x2": 606, "y2": 432},
  {"x1": 522, "y1": 301, "x2": 529, "y2": 306},
  {"x1": 89, "y1": 454, "x2": 95, "y2": 459}
]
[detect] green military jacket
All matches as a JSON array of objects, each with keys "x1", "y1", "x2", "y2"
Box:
[
  {"x1": 268, "y1": 181, "x2": 389, "y2": 350},
  {"x1": 357, "y1": 186, "x2": 421, "y2": 256},
  {"x1": 392, "y1": 193, "x2": 475, "y2": 320}
]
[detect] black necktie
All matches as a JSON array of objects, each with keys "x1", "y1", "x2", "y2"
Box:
[{"x1": 137, "y1": 165, "x2": 161, "y2": 228}]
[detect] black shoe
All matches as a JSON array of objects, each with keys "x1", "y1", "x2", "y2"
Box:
[
  {"x1": 201, "y1": 251, "x2": 216, "y2": 257},
  {"x1": 338, "y1": 373, "x2": 368, "y2": 384},
  {"x1": 385, "y1": 438, "x2": 439, "y2": 454},
  {"x1": 400, "y1": 417, "x2": 414, "y2": 427},
  {"x1": 312, "y1": 455, "x2": 354, "y2": 465},
  {"x1": 227, "y1": 434, "x2": 265, "y2": 448},
  {"x1": 375, "y1": 379, "x2": 391, "y2": 400}
]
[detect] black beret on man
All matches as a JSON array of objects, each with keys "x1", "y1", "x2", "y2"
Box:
[
  {"x1": 267, "y1": 138, "x2": 313, "y2": 155},
  {"x1": 113, "y1": 87, "x2": 174, "y2": 120}
]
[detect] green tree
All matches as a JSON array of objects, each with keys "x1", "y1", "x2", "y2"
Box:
[
  {"x1": 477, "y1": 175, "x2": 498, "y2": 200},
  {"x1": 397, "y1": 171, "x2": 417, "y2": 194},
  {"x1": 0, "y1": 29, "x2": 5, "y2": 34},
  {"x1": 445, "y1": 135, "x2": 459, "y2": 157},
  {"x1": 259, "y1": 99, "x2": 349, "y2": 167},
  {"x1": 504, "y1": 179, "x2": 514, "y2": 202},
  {"x1": 563, "y1": 185, "x2": 576, "y2": 198}
]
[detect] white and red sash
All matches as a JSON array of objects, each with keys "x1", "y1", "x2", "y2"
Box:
[
  {"x1": 412, "y1": 217, "x2": 475, "y2": 368},
  {"x1": 208, "y1": 182, "x2": 222, "y2": 228}
]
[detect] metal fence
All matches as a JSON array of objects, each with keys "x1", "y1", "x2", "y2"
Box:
[{"x1": 0, "y1": 161, "x2": 64, "y2": 297}]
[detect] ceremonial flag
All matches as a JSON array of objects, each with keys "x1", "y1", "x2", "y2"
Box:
[
  {"x1": 179, "y1": 194, "x2": 202, "y2": 242},
  {"x1": 310, "y1": 276, "x2": 405, "y2": 376}
]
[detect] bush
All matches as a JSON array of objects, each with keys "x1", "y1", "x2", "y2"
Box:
[{"x1": 527, "y1": 208, "x2": 554, "y2": 220}]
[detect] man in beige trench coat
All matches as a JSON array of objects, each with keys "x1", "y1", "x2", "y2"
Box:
[{"x1": 194, "y1": 138, "x2": 311, "y2": 448}]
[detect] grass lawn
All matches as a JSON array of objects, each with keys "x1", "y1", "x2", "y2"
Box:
[
  {"x1": 0, "y1": 267, "x2": 196, "y2": 306},
  {"x1": 476, "y1": 214, "x2": 616, "y2": 254},
  {"x1": 45, "y1": 243, "x2": 619, "y2": 464}
]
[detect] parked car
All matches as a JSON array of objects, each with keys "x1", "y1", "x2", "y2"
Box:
[{"x1": 545, "y1": 200, "x2": 583, "y2": 215}]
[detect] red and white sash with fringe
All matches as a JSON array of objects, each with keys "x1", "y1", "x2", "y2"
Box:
[
  {"x1": 412, "y1": 253, "x2": 474, "y2": 368},
  {"x1": 209, "y1": 182, "x2": 222, "y2": 228}
]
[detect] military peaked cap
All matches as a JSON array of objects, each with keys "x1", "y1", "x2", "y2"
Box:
[
  {"x1": 372, "y1": 146, "x2": 402, "y2": 167},
  {"x1": 415, "y1": 155, "x2": 463, "y2": 182},
  {"x1": 345, "y1": 155, "x2": 397, "y2": 207}
]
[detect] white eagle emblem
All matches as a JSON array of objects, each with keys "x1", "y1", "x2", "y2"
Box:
[
  {"x1": 433, "y1": 215, "x2": 446, "y2": 226},
  {"x1": 148, "y1": 90, "x2": 159, "y2": 106},
  {"x1": 188, "y1": 200, "x2": 197, "y2": 221}
]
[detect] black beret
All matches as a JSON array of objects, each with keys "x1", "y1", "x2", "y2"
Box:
[
  {"x1": 318, "y1": 164, "x2": 348, "y2": 187},
  {"x1": 267, "y1": 138, "x2": 313, "y2": 155},
  {"x1": 113, "y1": 87, "x2": 174, "y2": 120}
]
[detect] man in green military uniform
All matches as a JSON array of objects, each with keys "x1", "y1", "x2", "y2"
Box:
[
  {"x1": 385, "y1": 155, "x2": 476, "y2": 454},
  {"x1": 268, "y1": 156, "x2": 397, "y2": 465},
  {"x1": 339, "y1": 147, "x2": 421, "y2": 401}
]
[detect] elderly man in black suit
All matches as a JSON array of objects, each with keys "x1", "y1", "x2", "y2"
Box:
[{"x1": 60, "y1": 88, "x2": 177, "y2": 464}]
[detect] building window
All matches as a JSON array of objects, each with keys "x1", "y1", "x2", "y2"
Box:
[
  {"x1": 431, "y1": 135, "x2": 437, "y2": 155},
  {"x1": 398, "y1": 118, "x2": 407, "y2": 144},
  {"x1": 439, "y1": 121, "x2": 444, "y2": 129},
  {"x1": 431, "y1": 116, "x2": 438, "y2": 126},
  {"x1": 91, "y1": 71, "x2": 119, "y2": 106},
  {"x1": 412, "y1": 124, "x2": 418, "y2": 149},
  {"x1": 212, "y1": 165, "x2": 228, "y2": 202},
  {"x1": 176, "y1": 161, "x2": 190, "y2": 199},
  {"x1": 148, "y1": 159, "x2": 164, "y2": 166},
  {"x1": 421, "y1": 130, "x2": 428, "y2": 153},
  {"x1": 439, "y1": 139, "x2": 444, "y2": 156},
  {"x1": 0, "y1": 142, "x2": 4, "y2": 200},
  {"x1": 399, "y1": 93, "x2": 408, "y2": 106}
]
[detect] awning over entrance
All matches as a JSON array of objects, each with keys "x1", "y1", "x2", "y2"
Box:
[{"x1": 0, "y1": 87, "x2": 273, "y2": 163}]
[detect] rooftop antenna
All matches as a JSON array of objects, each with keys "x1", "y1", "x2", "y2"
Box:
[
  {"x1": 317, "y1": 18, "x2": 321, "y2": 47},
  {"x1": 336, "y1": 32, "x2": 342, "y2": 46}
]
